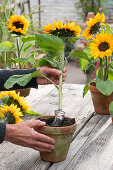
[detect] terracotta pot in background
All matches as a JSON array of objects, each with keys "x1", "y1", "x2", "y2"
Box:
[
  {"x1": 89, "y1": 84, "x2": 113, "y2": 115},
  {"x1": 35, "y1": 115, "x2": 77, "y2": 162},
  {"x1": 16, "y1": 88, "x2": 30, "y2": 97}
]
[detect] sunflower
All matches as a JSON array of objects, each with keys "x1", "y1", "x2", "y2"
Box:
[
  {"x1": 7, "y1": 15, "x2": 29, "y2": 35},
  {"x1": 89, "y1": 33, "x2": 113, "y2": 59},
  {"x1": 0, "y1": 91, "x2": 31, "y2": 112},
  {"x1": 43, "y1": 20, "x2": 81, "y2": 38},
  {"x1": 0, "y1": 104, "x2": 23, "y2": 124},
  {"x1": 82, "y1": 13, "x2": 105, "y2": 40}
]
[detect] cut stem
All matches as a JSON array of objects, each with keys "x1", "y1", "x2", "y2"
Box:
[
  {"x1": 16, "y1": 37, "x2": 21, "y2": 69},
  {"x1": 58, "y1": 50, "x2": 64, "y2": 110}
]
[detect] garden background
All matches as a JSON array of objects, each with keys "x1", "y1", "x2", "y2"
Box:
[{"x1": 1, "y1": 0, "x2": 113, "y2": 84}]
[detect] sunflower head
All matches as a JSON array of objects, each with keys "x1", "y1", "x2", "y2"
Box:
[
  {"x1": 0, "y1": 91, "x2": 31, "y2": 112},
  {"x1": 82, "y1": 13, "x2": 105, "y2": 40},
  {"x1": 89, "y1": 33, "x2": 113, "y2": 59},
  {"x1": 0, "y1": 104, "x2": 23, "y2": 124},
  {"x1": 7, "y1": 15, "x2": 29, "y2": 35},
  {"x1": 43, "y1": 20, "x2": 81, "y2": 38}
]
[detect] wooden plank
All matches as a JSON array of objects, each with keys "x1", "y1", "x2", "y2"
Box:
[
  {"x1": 50, "y1": 115, "x2": 112, "y2": 170},
  {"x1": 0, "y1": 143, "x2": 50, "y2": 170}
]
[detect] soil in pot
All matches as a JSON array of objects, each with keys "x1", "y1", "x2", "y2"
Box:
[
  {"x1": 35, "y1": 115, "x2": 76, "y2": 162},
  {"x1": 89, "y1": 83, "x2": 113, "y2": 114},
  {"x1": 39, "y1": 116, "x2": 75, "y2": 127}
]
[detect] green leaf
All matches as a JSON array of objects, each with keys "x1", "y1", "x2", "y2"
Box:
[
  {"x1": 109, "y1": 102, "x2": 113, "y2": 117},
  {"x1": 24, "y1": 110, "x2": 42, "y2": 115},
  {"x1": 13, "y1": 54, "x2": 35, "y2": 65},
  {"x1": 35, "y1": 33, "x2": 65, "y2": 57},
  {"x1": 80, "y1": 58, "x2": 90, "y2": 70},
  {"x1": 104, "y1": 24, "x2": 113, "y2": 35},
  {"x1": 4, "y1": 70, "x2": 41, "y2": 89},
  {"x1": 96, "y1": 66, "x2": 104, "y2": 80},
  {"x1": 0, "y1": 41, "x2": 12, "y2": 52},
  {"x1": 35, "y1": 57, "x2": 58, "y2": 68},
  {"x1": 83, "y1": 46, "x2": 93, "y2": 58},
  {"x1": 110, "y1": 61, "x2": 113, "y2": 69},
  {"x1": 96, "y1": 79, "x2": 113, "y2": 96},
  {"x1": 69, "y1": 50, "x2": 90, "y2": 61},
  {"x1": 83, "y1": 83, "x2": 89, "y2": 97},
  {"x1": 22, "y1": 41, "x2": 35, "y2": 52},
  {"x1": 21, "y1": 36, "x2": 36, "y2": 44},
  {"x1": 108, "y1": 69, "x2": 113, "y2": 81},
  {"x1": 1, "y1": 96, "x2": 9, "y2": 105}
]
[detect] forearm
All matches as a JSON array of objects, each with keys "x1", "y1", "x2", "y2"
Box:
[{"x1": 0, "y1": 68, "x2": 38, "y2": 91}]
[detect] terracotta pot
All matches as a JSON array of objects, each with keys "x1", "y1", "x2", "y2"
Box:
[
  {"x1": 15, "y1": 88, "x2": 30, "y2": 97},
  {"x1": 112, "y1": 117, "x2": 113, "y2": 122},
  {"x1": 35, "y1": 115, "x2": 77, "y2": 162},
  {"x1": 89, "y1": 84, "x2": 113, "y2": 114}
]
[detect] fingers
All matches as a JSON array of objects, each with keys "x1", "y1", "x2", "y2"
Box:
[
  {"x1": 30, "y1": 146, "x2": 53, "y2": 152},
  {"x1": 63, "y1": 67, "x2": 67, "y2": 73},
  {"x1": 25, "y1": 120, "x2": 46, "y2": 128},
  {"x1": 34, "y1": 131, "x2": 55, "y2": 145},
  {"x1": 31, "y1": 140, "x2": 55, "y2": 151}
]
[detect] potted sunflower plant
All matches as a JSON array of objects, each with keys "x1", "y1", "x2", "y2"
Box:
[
  {"x1": 68, "y1": 13, "x2": 113, "y2": 119},
  {"x1": 0, "y1": 14, "x2": 36, "y2": 97},
  {"x1": 4, "y1": 20, "x2": 82, "y2": 162}
]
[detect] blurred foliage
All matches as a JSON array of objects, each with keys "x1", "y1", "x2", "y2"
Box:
[
  {"x1": 0, "y1": 0, "x2": 42, "y2": 69},
  {"x1": 75, "y1": 0, "x2": 106, "y2": 21}
]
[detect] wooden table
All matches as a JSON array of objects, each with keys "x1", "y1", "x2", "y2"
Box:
[{"x1": 0, "y1": 84, "x2": 113, "y2": 170}]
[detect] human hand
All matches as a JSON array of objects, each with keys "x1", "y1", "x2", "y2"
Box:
[
  {"x1": 37, "y1": 66, "x2": 67, "y2": 85},
  {"x1": 5, "y1": 120, "x2": 55, "y2": 152}
]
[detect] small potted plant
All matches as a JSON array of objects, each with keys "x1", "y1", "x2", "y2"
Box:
[
  {"x1": 4, "y1": 20, "x2": 82, "y2": 162},
  {"x1": 0, "y1": 14, "x2": 36, "y2": 96},
  {"x1": 68, "y1": 13, "x2": 113, "y2": 118}
]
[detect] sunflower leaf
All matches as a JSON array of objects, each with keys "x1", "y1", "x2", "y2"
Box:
[
  {"x1": 4, "y1": 70, "x2": 41, "y2": 89},
  {"x1": 35, "y1": 33, "x2": 65, "y2": 57},
  {"x1": 1, "y1": 96, "x2": 9, "y2": 105},
  {"x1": 35, "y1": 57, "x2": 58, "y2": 68},
  {"x1": 83, "y1": 83, "x2": 89, "y2": 97},
  {"x1": 0, "y1": 41, "x2": 12, "y2": 52},
  {"x1": 69, "y1": 50, "x2": 90, "y2": 61},
  {"x1": 104, "y1": 24, "x2": 113, "y2": 35},
  {"x1": 21, "y1": 36, "x2": 36, "y2": 44},
  {"x1": 96, "y1": 79, "x2": 113, "y2": 96},
  {"x1": 23, "y1": 110, "x2": 42, "y2": 115}
]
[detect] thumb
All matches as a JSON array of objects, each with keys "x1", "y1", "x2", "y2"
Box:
[{"x1": 26, "y1": 120, "x2": 46, "y2": 128}]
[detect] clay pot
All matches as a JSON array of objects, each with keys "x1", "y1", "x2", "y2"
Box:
[
  {"x1": 15, "y1": 88, "x2": 30, "y2": 97},
  {"x1": 35, "y1": 115, "x2": 77, "y2": 162},
  {"x1": 89, "y1": 84, "x2": 113, "y2": 114}
]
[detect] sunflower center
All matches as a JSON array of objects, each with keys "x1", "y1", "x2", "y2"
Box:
[
  {"x1": 13, "y1": 22, "x2": 24, "y2": 29},
  {"x1": 98, "y1": 42, "x2": 109, "y2": 51},
  {"x1": 90, "y1": 22, "x2": 100, "y2": 34},
  {"x1": 51, "y1": 28, "x2": 75, "y2": 37}
]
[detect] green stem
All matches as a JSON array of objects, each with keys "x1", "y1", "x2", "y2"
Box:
[
  {"x1": 104, "y1": 56, "x2": 108, "y2": 81},
  {"x1": 16, "y1": 37, "x2": 21, "y2": 69},
  {"x1": 58, "y1": 50, "x2": 64, "y2": 110}
]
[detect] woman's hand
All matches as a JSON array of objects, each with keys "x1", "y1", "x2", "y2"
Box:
[
  {"x1": 37, "y1": 66, "x2": 67, "y2": 85},
  {"x1": 5, "y1": 120, "x2": 55, "y2": 152}
]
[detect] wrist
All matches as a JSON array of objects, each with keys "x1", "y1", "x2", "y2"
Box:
[{"x1": 4, "y1": 124, "x2": 15, "y2": 142}]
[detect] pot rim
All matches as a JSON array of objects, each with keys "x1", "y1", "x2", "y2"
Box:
[{"x1": 35, "y1": 115, "x2": 77, "y2": 129}]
